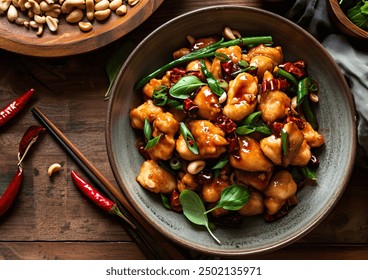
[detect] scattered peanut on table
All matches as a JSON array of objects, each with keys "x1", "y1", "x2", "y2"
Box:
[{"x1": 0, "y1": 0, "x2": 139, "y2": 36}]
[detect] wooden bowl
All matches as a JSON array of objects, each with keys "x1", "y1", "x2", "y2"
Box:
[
  {"x1": 0, "y1": 0, "x2": 164, "y2": 57},
  {"x1": 327, "y1": 0, "x2": 368, "y2": 40},
  {"x1": 106, "y1": 6, "x2": 356, "y2": 256}
]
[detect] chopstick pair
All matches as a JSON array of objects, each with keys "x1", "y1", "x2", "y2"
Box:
[{"x1": 31, "y1": 106, "x2": 187, "y2": 260}]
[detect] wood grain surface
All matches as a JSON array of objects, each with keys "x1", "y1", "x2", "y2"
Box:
[{"x1": 1, "y1": 0, "x2": 368, "y2": 260}]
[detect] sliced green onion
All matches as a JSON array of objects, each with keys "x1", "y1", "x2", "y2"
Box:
[
  {"x1": 152, "y1": 85, "x2": 169, "y2": 106},
  {"x1": 145, "y1": 134, "x2": 162, "y2": 149},
  {"x1": 161, "y1": 194, "x2": 171, "y2": 210},
  {"x1": 297, "y1": 77, "x2": 310, "y2": 106},
  {"x1": 212, "y1": 156, "x2": 229, "y2": 170},
  {"x1": 169, "y1": 157, "x2": 182, "y2": 170},
  {"x1": 143, "y1": 119, "x2": 152, "y2": 141},
  {"x1": 275, "y1": 67, "x2": 298, "y2": 89},
  {"x1": 242, "y1": 111, "x2": 262, "y2": 125},
  {"x1": 214, "y1": 52, "x2": 231, "y2": 62},
  {"x1": 180, "y1": 122, "x2": 199, "y2": 155},
  {"x1": 281, "y1": 128, "x2": 289, "y2": 156},
  {"x1": 300, "y1": 166, "x2": 317, "y2": 181}
]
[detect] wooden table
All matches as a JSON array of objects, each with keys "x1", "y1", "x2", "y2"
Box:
[{"x1": 1, "y1": 0, "x2": 367, "y2": 260}]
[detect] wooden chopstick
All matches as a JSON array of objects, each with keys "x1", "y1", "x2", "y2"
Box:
[{"x1": 31, "y1": 106, "x2": 187, "y2": 260}]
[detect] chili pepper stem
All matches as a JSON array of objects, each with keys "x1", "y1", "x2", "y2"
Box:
[
  {"x1": 17, "y1": 136, "x2": 38, "y2": 166},
  {"x1": 110, "y1": 204, "x2": 137, "y2": 230}
]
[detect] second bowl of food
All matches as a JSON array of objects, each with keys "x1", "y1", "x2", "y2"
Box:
[{"x1": 106, "y1": 6, "x2": 356, "y2": 257}]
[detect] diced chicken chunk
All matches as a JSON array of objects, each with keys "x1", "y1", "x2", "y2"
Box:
[
  {"x1": 260, "y1": 135, "x2": 282, "y2": 165},
  {"x1": 176, "y1": 120, "x2": 228, "y2": 160},
  {"x1": 264, "y1": 170, "x2": 297, "y2": 215},
  {"x1": 210, "y1": 45, "x2": 242, "y2": 79},
  {"x1": 238, "y1": 190, "x2": 264, "y2": 216},
  {"x1": 202, "y1": 178, "x2": 229, "y2": 203},
  {"x1": 193, "y1": 85, "x2": 222, "y2": 120},
  {"x1": 136, "y1": 160, "x2": 177, "y2": 194},
  {"x1": 129, "y1": 100, "x2": 163, "y2": 129},
  {"x1": 232, "y1": 169, "x2": 273, "y2": 191},
  {"x1": 147, "y1": 112, "x2": 179, "y2": 161},
  {"x1": 301, "y1": 121, "x2": 325, "y2": 148},
  {"x1": 229, "y1": 136, "x2": 273, "y2": 172},
  {"x1": 223, "y1": 73, "x2": 258, "y2": 121}
]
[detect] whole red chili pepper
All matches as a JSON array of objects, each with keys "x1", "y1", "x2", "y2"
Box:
[
  {"x1": 0, "y1": 166, "x2": 23, "y2": 217},
  {"x1": 0, "y1": 89, "x2": 36, "y2": 128},
  {"x1": 70, "y1": 170, "x2": 135, "y2": 228}
]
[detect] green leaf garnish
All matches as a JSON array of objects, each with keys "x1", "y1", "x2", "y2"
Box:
[
  {"x1": 179, "y1": 190, "x2": 221, "y2": 244},
  {"x1": 179, "y1": 122, "x2": 199, "y2": 155},
  {"x1": 300, "y1": 166, "x2": 317, "y2": 181},
  {"x1": 161, "y1": 194, "x2": 171, "y2": 210},
  {"x1": 200, "y1": 59, "x2": 224, "y2": 97},
  {"x1": 242, "y1": 111, "x2": 262, "y2": 125},
  {"x1": 169, "y1": 76, "x2": 206, "y2": 99},
  {"x1": 204, "y1": 184, "x2": 250, "y2": 213}
]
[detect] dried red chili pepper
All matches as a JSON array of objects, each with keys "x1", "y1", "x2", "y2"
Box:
[
  {"x1": 170, "y1": 68, "x2": 187, "y2": 84},
  {"x1": 285, "y1": 115, "x2": 305, "y2": 130},
  {"x1": 279, "y1": 62, "x2": 305, "y2": 79},
  {"x1": 0, "y1": 88, "x2": 35, "y2": 128},
  {"x1": 18, "y1": 125, "x2": 46, "y2": 164},
  {"x1": 215, "y1": 115, "x2": 236, "y2": 133},
  {"x1": 169, "y1": 190, "x2": 182, "y2": 212},
  {"x1": 71, "y1": 170, "x2": 135, "y2": 228},
  {"x1": 271, "y1": 122, "x2": 283, "y2": 137},
  {"x1": 183, "y1": 98, "x2": 198, "y2": 118},
  {"x1": 227, "y1": 132, "x2": 240, "y2": 157},
  {"x1": 0, "y1": 166, "x2": 23, "y2": 217},
  {"x1": 261, "y1": 78, "x2": 289, "y2": 93}
]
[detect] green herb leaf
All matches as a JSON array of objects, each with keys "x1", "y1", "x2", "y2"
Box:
[
  {"x1": 145, "y1": 134, "x2": 161, "y2": 149},
  {"x1": 169, "y1": 76, "x2": 206, "y2": 99},
  {"x1": 275, "y1": 67, "x2": 298, "y2": 89},
  {"x1": 166, "y1": 99, "x2": 183, "y2": 110},
  {"x1": 281, "y1": 128, "x2": 289, "y2": 156},
  {"x1": 180, "y1": 190, "x2": 221, "y2": 244},
  {"x1": 105, "y1": 39, "x2": 136, "y2": 100},
  {"x1": 238, "y1": 60, "x2": 249, "y2": 68},
  {"x1": 200, "y1": 59, "x2": 224, "y2": 97},
  {"x1": 143, "y1": 119, "x2": 152, "y2": 141},
  {"x1": 180, "y1": 122, "x2": 199, "y2": 155},
  {"x1": 205, "y1": 184, "x2": 250, "y2": 213}
]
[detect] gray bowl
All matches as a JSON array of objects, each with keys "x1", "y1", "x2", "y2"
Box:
[{"x1": 106, "y1": 6, "x2": 356, "y2": 256}]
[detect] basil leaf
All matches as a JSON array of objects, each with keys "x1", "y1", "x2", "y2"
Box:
[
  {"x1": 205, "y1": 184, "x2": 250, "y2": 213},
  {"x1": 169, "y1": 76, "x2": 206, "y2": 99},
  {"x1": 167, "y1": 100, "x2": 183, "y2": 110},
  {"x1": 281, "y1": 128, "x2": 289, "y2": 156},
  {"x1": 180, "y1": 122, "x2": 199, "y2": 155},
  {"x1": 180, "y1": 190, "x2": 221, "y2": 244},
  {"x1": 143, "y1": 119, "x2": 152, "y2": 141},
  {"x1": 145, "y1": 134, "x2": 161, "y2": 149},
  {"x1": 200, "y1": 59, "x2": 224, "y2": 97}
]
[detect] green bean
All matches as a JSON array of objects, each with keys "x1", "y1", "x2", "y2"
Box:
[{"x1": 135, "y1": 36, "x2": 273, "y2": 90}]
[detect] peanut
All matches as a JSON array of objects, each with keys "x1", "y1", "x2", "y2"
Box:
[
  {"x1": 109, "y1": 0, "x2": 121, "y2": 11},
  {"x1": 94, "y1": 0, "x2": 108, "y2": 11},
  {"x1": 45, "y1": 15, "x2": 58, "y2": 31},
  {"x1": 66, "y1": 7, "x2": 83, "y2": 23},
  {"x1": 94, "y1": 8, "x2": 110, "y2": 21},
  {"x1": 7, "y1": 4, "x2": 17, "y2": 22},
  {"x1": 115, "y1": 4, "x2": 126, "y2": 16},
  {"x1": 47, "y1": 163, "x2": 61, "y2": 177},
  {"x1": 78, "y1": 21, "x2": 92, "y2": 32},
  {"x1": 85, "y1": 0, "x2": 93, "y2": 20}
]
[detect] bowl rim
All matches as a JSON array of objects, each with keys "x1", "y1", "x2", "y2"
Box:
[
  {"x1": 327, "y1": 0, "x2": 368, "y2": 39},
  {"x1": 0, "y1": 0, "x2": 164, "y2": 57},
  {"x1": 106, "y1": 5, "x2": 357, "y2": 256}
]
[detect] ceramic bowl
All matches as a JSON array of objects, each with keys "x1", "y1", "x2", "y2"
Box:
[
  {"x1": 327, "y1": 0, "x2": 368, "y2": 40},
  {"x1": 106, "y1": 6, "x2": 356, "y2": 256}
]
